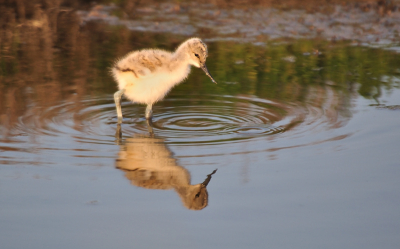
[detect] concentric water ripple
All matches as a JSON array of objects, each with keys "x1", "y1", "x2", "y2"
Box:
[
  {"x1": 2, "y1": 93, "x2": 347, "y2": 146},
  {"x1": 105, "y1": 95, "x2": 303, "y2": 145},
  {"x1": 1, "y1": 92, "x2": 351, "y2": 166}
]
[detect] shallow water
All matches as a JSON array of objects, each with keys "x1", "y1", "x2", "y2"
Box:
[{"x1": 1, "y1": 25, "x2": 400, "y2": 248}]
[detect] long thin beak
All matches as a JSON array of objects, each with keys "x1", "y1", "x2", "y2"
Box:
[
  {"x1": 201, "y1": 169, "x2": 218, "y2": 187},
  {"x1": 201, "y1": 63, "x2": 217, "y2": 84}
]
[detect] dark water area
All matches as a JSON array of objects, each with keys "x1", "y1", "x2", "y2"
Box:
[{"x1": 1, "y1": 1, "x2": 400, "y2": 249}]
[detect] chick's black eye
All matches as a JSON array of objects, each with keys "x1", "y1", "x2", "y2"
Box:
[{"x1": 194, "y1": 53, "x2": 199, "y2": 58}]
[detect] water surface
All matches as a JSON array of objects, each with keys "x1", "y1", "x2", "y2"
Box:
[{"x1": 1, "y1": 21, "x2": 400, "y2": 249}]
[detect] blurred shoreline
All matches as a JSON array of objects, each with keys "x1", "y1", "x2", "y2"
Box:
[
  {"x1": 79, "y1": 0, "x2": 400, "y2": 45},
  {"x1": 1, "y1": 0, "x2": 399, "y2": 48}
]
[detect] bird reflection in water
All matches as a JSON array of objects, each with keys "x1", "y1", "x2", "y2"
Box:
[{"x1": 115, "y1": 122, "x2": 217, "y2": 210}]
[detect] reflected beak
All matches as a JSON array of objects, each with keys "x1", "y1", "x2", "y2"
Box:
[{"x1": 201, "y1": 63, "x2": 217, "y2": 84}]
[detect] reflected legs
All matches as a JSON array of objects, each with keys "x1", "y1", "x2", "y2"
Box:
[
  {"x1": 146, "y1": 119, "x2": 154, "y2": 135},
  {"x1": 115, "y1": 123, "x2": 122, "y2": 145}
]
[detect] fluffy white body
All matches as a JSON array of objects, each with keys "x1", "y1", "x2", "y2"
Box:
[
  {"x1": 111, "y1": 38, "x2": 216, "y2": 121},
  {"x1": 113, "y1": 49, "x2": 191, "y2": 105}
]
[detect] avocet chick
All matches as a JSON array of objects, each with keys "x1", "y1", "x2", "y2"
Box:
[{"x1": 111, "y1": 37, "x2": 217, "y2": 122}]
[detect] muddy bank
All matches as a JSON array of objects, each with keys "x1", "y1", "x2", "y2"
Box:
[
  {"x1": 1, "y1": 0, "x2": 399, "y2": 51},
  {"x1": 78, "y1": 1, "x2": 400, "y2": 45}
]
